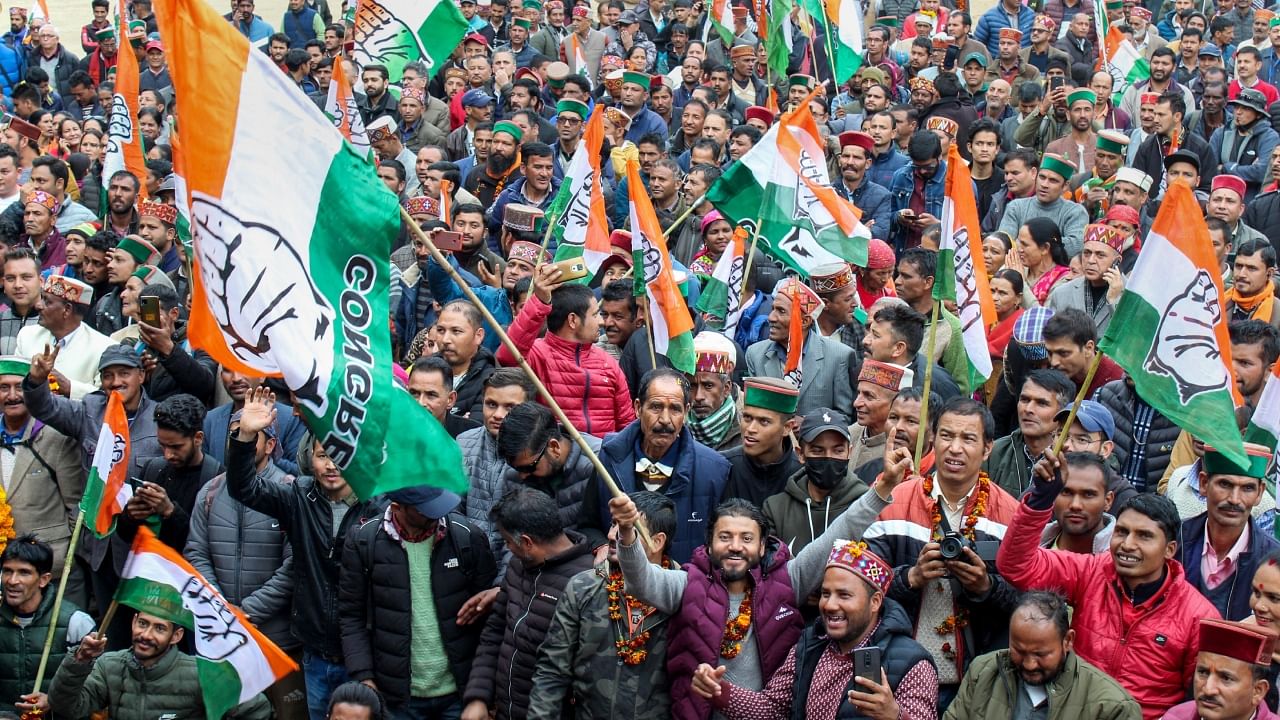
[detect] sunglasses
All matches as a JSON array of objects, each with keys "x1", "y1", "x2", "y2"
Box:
[{"x1": 511, "y1": 441, "x2": 549, "y2": 474}]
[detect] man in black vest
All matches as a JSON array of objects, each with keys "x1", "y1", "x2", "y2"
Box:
[{"x1": 691, "y1": 541, "x2": 937, "y2": 719}]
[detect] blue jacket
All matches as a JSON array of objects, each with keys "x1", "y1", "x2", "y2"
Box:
[
  {"x1": 281, "y1": 6, "x2": 319, "y2": 47},
  {"x1": 395, "y1": 260, "x2": 492, "y2": 351},
  {"x1": 0, "y1": 42, "x2": 25, "y2": 97},
  {"x1": 202, "y1": 400, "x2": 305, "y2": 476},
  {"x1": 1179, "y1": 513, "x2": 1280, "y2": 621},
  {"x1": 888, "y1": 159, "x2": 948, "y2": 250},
  {"x1": 1262, "y1": 45, "x2": 1280, "y2": 86},
  {"x1": 973, "y1": 4, "x2": 1035, "y2": 56},
  {"x1": 425, "y1": 255, "x2": 511, "y2": 353},
  {"x1": 1156, "y1": 10, "x2": 1181, "y2": 41},
  {"x1": 592, "y1": 422, "x2": 729, "y2": 563},
  {"x1": 623, "y1": 106, "x2": 670, "y2": 145},
  {"x1": 1209, "y1": 121, "x2": 1280, "y2": 199},
  {"x1": 486, "y1": 176, "x2": 559, "y2": 253},
  {"x1": 840, "y1": 179, "x2": 893, "y2": 242},
  {"x1": 734, "y1": 290, "x2": 772, "y2": 351},
  {"x1": 234, "y1": 15, "x2": 275, "y2": 46},
  {"x1": 867, "y1": 147, "x2": 909, "y2": 190}
]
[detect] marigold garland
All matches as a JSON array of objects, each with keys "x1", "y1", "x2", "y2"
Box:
[
  {"x1": 921, "y1": 472, "x2": 991, "y2": 648},
  {"x1": 720, "y1": 590, "x2": 754, "y2": 659},
  {"x1": 0, "y1": 482, "x2": 14, "y2": 557},
  {"x1": 605, "y1": 560, "x2": 673, "y2": 666}
]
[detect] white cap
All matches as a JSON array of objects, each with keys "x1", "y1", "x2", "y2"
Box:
[{"x1": 1114, "y1": 167, "x2": 1152, "y2": 193}]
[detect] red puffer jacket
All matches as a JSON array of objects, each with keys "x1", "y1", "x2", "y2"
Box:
[
  {"x1": 997, "y1": 502, "x2": 1220, "y2": 720},
  {"x1": 496, "y1": 293, "x2": 636, "y2": 435}
]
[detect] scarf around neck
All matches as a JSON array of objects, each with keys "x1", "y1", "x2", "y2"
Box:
[
  {"x1": 687, "y1": 395, "x2": 737, "y2": 448},
  {"x1": 1227, "y1": 281, "x2": 1276, "y2": 323}
]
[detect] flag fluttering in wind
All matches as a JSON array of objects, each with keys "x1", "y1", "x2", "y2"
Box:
[
  {"x1": 549, "y1": 105, "x2": 610, "y2": 275},
  {"x1": 350, "y1": 0, "x2": 468, "y2": 82},
  {"x1": 324, "y1": 57, "x2": 371, "y2": 158},
  {"x1": 933, "y1": 141, "x2": 996, "y2": 391},
  {"x1": 100, "y1": 0, "x2": 147, "y2": 212},
  {"x1": 117, "y1": 527, "x2": 298, "y2": 720},
  {"x1": 1100, "y1": 180, "x2": 1247, "y2": 468},
  {"x1": 168, "y1": 126, "x2": 193, "y2": 257},
  {"x1": 707, "y1": 98, "x2": 870, "y2": 278},
  {"x1": 1246, "y1": 359, "x2": 1280, "y2": 452},
  {"x1": 765, "y1": 0, "x2": 794, "y2": 80},
  {"x1": 628, "y1": 158, "x2": 695, "y2": 374},
  {"x1": 695, "y1": 225, "x2": 748, "y2": 336},
  {"x1": 1102, "y1": 26, "x2": 1150, "y2": 105},
  {"x1": 706, "y1": 0, "x2": 736, "y2": 46},
  {"x1": 79, "y1": 391, "x2": 131, "y2": 538},
  {"x1": 156, "y1": 0, "x2": 467, "y2": 499},
  {"x1": 800, "y1": 0, "x2": 863, "y2": 83}
]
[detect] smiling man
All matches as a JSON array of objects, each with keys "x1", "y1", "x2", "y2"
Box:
[
  {"x1": 1163, "y1": 620, "x2": 1280, "y2": 720},
  {"x1": 721, "y1": 378, "x2": 802, "y2": 507}
]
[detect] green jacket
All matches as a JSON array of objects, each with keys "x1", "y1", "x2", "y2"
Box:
[
  {"x1": 984, "y1": 428, "x2": 1037, "y2": 498},
  {"x1": 0, "y1": 589, "x2": 82, "y2": 705},
  {"x1": 944, "y1": 649, "x2": 1141, "y2": 720},
  {"x1": 49, "y1": 646, "x2": 272, "y2": 720}
]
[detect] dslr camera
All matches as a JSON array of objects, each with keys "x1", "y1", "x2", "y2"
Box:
[{"x1": 938, "y1": 533, "x2": 1001, "y2": 564}]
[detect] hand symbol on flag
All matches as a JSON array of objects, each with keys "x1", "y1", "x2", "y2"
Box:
[
  {"x1": 355, "y1": 0, "x2": 431, "y2": 72},
  {"x1": 1144, "y1": 269, "x2": 1228, "y2": 403}
]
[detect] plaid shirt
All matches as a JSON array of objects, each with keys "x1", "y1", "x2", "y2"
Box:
[
  {"x1": 0, "y1": 304, "x2": 37, "y2": 356},
  {"x1": 1122, "y1": 399, "x2": 1156, "y2": 493}
]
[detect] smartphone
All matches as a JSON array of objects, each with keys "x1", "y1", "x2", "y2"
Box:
[
  {"x1": 1050, "y1": 76, "x2": 1065, "y2": 93},
  {"x1": 434, "y1": 230, "x2": 464, "y2": 252},
  {"x1": 553, "y1": 258, "x2": 590, "y2": 281},
  {"x1": 139, "y1": 296, "x2": 163, "y2": 327},
  {"x1": 852, "y1": 647, "x2": 882, "y2": 687},
  {"x1": 943, "y1": 45, "x2": 959, "y2": 71}
]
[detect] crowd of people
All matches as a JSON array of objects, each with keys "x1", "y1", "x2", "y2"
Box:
[{"x1": 1, "y1": 0, "x2": 1280, "y2": 718}]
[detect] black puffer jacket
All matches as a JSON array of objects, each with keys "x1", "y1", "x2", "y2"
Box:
[
  {"x1": 451, "y1": 347, "x2": 496, "y2": 420},
  {"x1": 463, "y1": 531, "x2": 596, "y2": 720},
  {"x1": 338, "y1": 511, "x2": 498, "y2": 706},
  {"x1": 225, "y1": 435, "x2": 381, "y2": 658},
  {"x1": 1094, "y1": 377, "x2": 1182, "y2": 493},
  {"x1": 1242, "y1": 189, "x2": 1280, "y2": 249}
]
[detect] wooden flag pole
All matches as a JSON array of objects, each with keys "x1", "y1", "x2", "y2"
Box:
[
  {"x1": 663, "y1": 195, "x2": 705, "y2": 238},
  {"x1": 1050, "y1": 351, "x2": 1106, "y2": 456},
  {"x1": 31, "y1": 511, "x2": 85, "y2": 693},
  {"x1": 915, "y1": 301, "x2": 941, "y2": 468},
  {"x1": 401, "y1": 208, "x2": 654, "y2": 548},
  {"x1": 96, "y1": 600, "x2": 119, "y2": 638}
]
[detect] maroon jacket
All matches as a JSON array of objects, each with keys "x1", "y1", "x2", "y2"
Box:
[{"x1": 667, "y1": 538, "x2": 804, "y2": 720}]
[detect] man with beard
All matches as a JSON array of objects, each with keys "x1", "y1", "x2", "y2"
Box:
[
  {"x1": 983, "y1": 368, "x2": 1074, "y2": 497},
  {"x1": 693, "y1": 541, "x2": 938, "y2": 720},
  {"x1": 888, "y1": 132, "x2": 946, "y2": 251},
  {"x1": 861, "y1": 301, "x2": 961, "y2": 402},
  {"x1": 527, "y1": 491, "x2": 678, "y2": 720},
  {"x1": 721, "y1": 378, "x2": 802, "y2": 508},
  {"x1": 687, "y1": 331, "x2": 743, "y2": 452},
  {"x1": 865, "y1": 111, "x2": 909, "y2": 189},
  {"x1": 49, "y1": 611, "x2": 271, "y2": 720},
  {"x1": 1165, "y1": 620, "x2": 1280, "y2": 720},
  {"x1": 1177, "y1": 444, "x2": 1280, "y2": 620},
  {"x1": 1225, "y1": 240, "x2": 1280, "y2": 327},
  {"x1": 551, "y1": 98, "x2": 587, "y2": 181},
  {"x1": 835, "y1": 132, "x2": 891, "y2": 241},
  {"x1": 1012, "y1": 71, "x2": 1071, "y2": 157},
  {"x1": 999, "y1": 453, "x2": 1222, "y2": 718},
  {"x1": 407, "y1": 356, "x2": 482, "y2": 438},
  {"x1": 945, "y1": 592, "x2": 1140, "y2": 719},
  {"x1": 1041, "y1": 308, "x2": 1126, "y2": 398},
  {"x1": 487, "y1": 142, "x2": 557, "y2": 250},
  {"x1": 201, "y1": 368, "x2": 303, "y2": 473},
  {"x1": 1119, "y1": 48, "x2": 1196, "y2": 122},
  {"x1": 1044, "y1": 90, "x2": 1099, "y2": 177},
  {"x1": 1039, "y1": 451, "x2": 1117, "y2": 553},
  {"x1": 747, "y1": 278, "x2": 856, "y2": 420},
  {"x1": 465, "y1": 121, "x2": 523, "y2": 209},
  {"x1": 497, "y1": 400, "x2": 600, "y2": 536},
  {"x1": 1134, "y1": 93, "x2": 1215, "y2": 198},
  {"x1": 435, "y1": 299, "x2": 495, "y2": 418},
  {"x1": 457, "y1": 369, "x2": 535, "y2": 559},
  {"x1": 611, "y1": 451, "x2": 906, "y2": 720},
  {"x1": 989, "y1": 29, "x2": 1040, "y2": 100},
  {"x1": 981, "y1": 147, "x2": 1038, "y2": 234},
  {"x1": 18, "y1": 192, "x2": 65, "y2": 272},
  {"x1": 16, "y1": 275, "x2": 112, "y2": 400}
]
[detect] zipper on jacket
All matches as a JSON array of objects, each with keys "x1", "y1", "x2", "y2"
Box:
[
  {"x1": 507, "y1": 569, "x2": 542, "y2": 719},
  {"x1": 576, "y1": 345, "x2": 592, "y2": 435}
]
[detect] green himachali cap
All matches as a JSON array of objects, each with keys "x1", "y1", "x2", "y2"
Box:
[
  {"x1": 0, "y1": 356, "x2": 30, "y2": 377},
  {"x1": 1039, "y1": 154, "x2": 1076, "y2": 181},
  {"x1": 622, "y1": 71, "x2": 651, "y2": 89},
  {"x1": 1066, "y1": 89, "x2": 1096, "y2": 107},
  {"x1": 493, "y1": 121, "x2": 523, "y2": 141},
  {"x1": 1203, "y1": 443, "x2": 1273, "y2": 479},
  {"x1": 743, "y1": 377, "x2": 800, "y2": 414},
  {"x1": 556, "y1": 98, "x2": 589, "y2": 119}
]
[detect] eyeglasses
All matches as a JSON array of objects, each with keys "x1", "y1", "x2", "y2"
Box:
[{"x1": 511, "y1": 441, "x2": 549, "y2": 474}]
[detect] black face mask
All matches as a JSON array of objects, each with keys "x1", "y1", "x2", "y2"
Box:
[{"x1": 806, "y1": 457, "x2": 848, "y2": 491}]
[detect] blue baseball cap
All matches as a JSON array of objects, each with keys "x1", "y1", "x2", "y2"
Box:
[
  {"x1": 1198, "y1": 44, "x2": 1222, "y2": 58},
  {"x1": 387, "y1": 485, "x2": 462, "y2": 520},
  {"x1": 1055, "y1": 400, "x2": 1115, "y2": 441},
  {"x1": 460, "y1": 88, "x2": 493, "y2": 108}
]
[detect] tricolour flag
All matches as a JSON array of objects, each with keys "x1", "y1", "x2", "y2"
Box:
[
  {"x1": 351, "y1": 0, "x2": 469, "y2": 82},
  {"x1": 117, "y1": 527, "x2": 297, "y2": 720},
  {"x1": 933, "y1": 140, "x2": 996, "y2": 391},
  {"x1": 628, "y1": 157, "x2": 695, "y2": 374},
  {"x1": 706, "y1": 0, "x2": 735, "y2": 47},
  {"x1": 100, "y1": 0, "x2": 147, "y2": 212},
  {"x1": 1099, "y1": 180, "x2": 1248, "y2": 468},
  {"x1": 765, "y1": 0, "x2": 794, "y2": 80},
  {"x1": 695, "y1": 226, "x2": 748, "y2": 335},
  {"x1": 548, "y1": 105, "x2": 610, "y2": 275},
  {"x1": 324, "y1": 57, "x2": 371, "y2": 159},
  {"x1": 169, "y1": 125, "x2": 192, "y2": 257},
  {"x1": 156, "y1": 0, "x2": 468, "y2": 499},
  {"x1": 1246, "y1": 358, "x2": 1280, "y2": 451},
  {"x1": 79, "y1": 391, "x2": 131, "y2": 538},
  {"x1": 1103, "y1": 26, "x2": 1150, "y2": 105},
  {"x1": 29, "y1": 0, "x2": 49, "y2": 26},
  {"x1": 708, "y1": 97, "x2": 869, "y2": 278},
  {"x1": 800, "y1": 0, "x2": 863, "y2": 83}
]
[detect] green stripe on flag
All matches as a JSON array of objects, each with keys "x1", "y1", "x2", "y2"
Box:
[{"x1": 933, "y1": 247, "x2": 957, "y2": 302}]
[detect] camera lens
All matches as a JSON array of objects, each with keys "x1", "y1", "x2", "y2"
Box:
[{"x1": 939, "y1": 535, "x2": 964, "y2": 560}]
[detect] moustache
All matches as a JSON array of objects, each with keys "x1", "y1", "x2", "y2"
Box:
[
  {"x1": 652, "y1": 423, "x2": 677, "y2": 434},
  {"x1": 1217, "y1": 502, "x2": 1247, "y2": 514}
]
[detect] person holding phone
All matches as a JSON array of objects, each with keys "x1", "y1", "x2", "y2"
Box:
[
  {"x1": 1046, "y1": 224, "x2": 1127, "y2": 335},
  {"x1": 690, "y1": 541, "x2": 938, "y2": 720}
]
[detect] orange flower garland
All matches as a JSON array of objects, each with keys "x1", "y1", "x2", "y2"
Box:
[
  {"x1": 921, "y1": 472, "x2": 992, "y2": 655},
  {"x1": 0, "y1": 482, "x2": 14, "y2": 557},
  {"x1": 720, "y1": 590, "x2": 753, "y2": 659},
  {"x1": 605, "y1": 562, "x2": 672, "y2": 666}
]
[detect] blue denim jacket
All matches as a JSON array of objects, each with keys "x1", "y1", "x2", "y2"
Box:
[{"x1": 887, "y1": 159, "x2": 947, "y2": 250}]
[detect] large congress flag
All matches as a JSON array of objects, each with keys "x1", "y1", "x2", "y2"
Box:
[
  {"x1": 155, "y1": 0, "x2": 467, "y2": 499},
  {"x1": 1099, "y1": 181, "x2": 1247, "y2": 468}
]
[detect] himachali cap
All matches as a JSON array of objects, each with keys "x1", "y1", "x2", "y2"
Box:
[
  {"x1": 116, "y1": 236, "x2": 160, "y2": 265},
  {"x1": 43, "y1": 274, "x2": 94, "y2": 306},
  {"x1": 1038, "y1": 153, "x2": 1076, "y2": 181},
  {"x1": 1114, "y1": 167, "x2": 1152, "y2": 192},
  {"x1": 999, "y1": 27, "x2": 1022, "y2": 42},
  {"x1": 867, "y1": 238, "x2": 896, "y2": 270},
  {"x1": 1203, "y1": 443, "x2": 1274, "y2": 476},
  {"x1": 138, "y1": 200, "x2": 177, "y2": 225},
  {"x1": 858, "y1": 359, "x2": 914, "y2": 392},
  {"x1": 1270, "y1": 16, "x2": 1280, "y2": 27},
  {"x1": 1105, "y1": 0, "x2": 1123, "y2": 10},
  {"x1": 651, "y1": 75, "x2": 674, "y2": 93},
  {"x1": 493, "y1": 121, "x2": 524, "y2": 141},
  {"x1": 132, "y1": 264, "x2": 175, "y2": 292},
  {"x1": 508, "y1": 240, "x2": 549, "y2": 265},
  {"x1": 545, "y1": 61, "x2": 571, "y2": 86},
  {"x1": 1258, "y1": 9, "x2": 1276, "y2": 21},
  {"x1": 572, "y1": 5, "x2": 588, "y2": 17},
  {"x1": 925, "y1": 116, "x2": 958, "y2": 138},
  {"x1": 745, "y1": 105, "x2": 775, "y2": 125},
  {"x1": 930, "y1": 33, "x2": 951, "y2": 50},
  {"x1": 1212, "y1": 175, "x2": 1247, "y2": 200},
  {"x1": 25, "y1": 189, "x2": 59, "y2": 213},
  {"x1": 1013, "y1": 306, "x2": 1055, "y2": 361},
  {"x1": 1083, "y1": 223, "x2": 1124, "y2": 252},
  {"x1": 730, "y1": 44, "x2": 755, "y2": 59},
  {"x1": 775, "y1": 277, "x2": 825, "y2": 319},
  {"x1": 1139, "y1": 91, "x2": 1161, "y2": 106},
  {"x1": 1104, "y1": 203, "x2": 1140, "y2": 227},
  {"x1": 402, "y1": 195, "x2": 440, "y2": 217},
  {"x1": 512, "y1": 17, "x2": 531, "y2": 29},
  {"x1": 95, "y1": 26, "x2": 115, "y2": 40},
  {"x1": 1032, "y1": 14, "x2": 1056, "y2": 32},
  {"x1": 744, "y1": 377, "x2": 800, "y2": 414},
  {"x1": 694, "y1": 331, "x2": 737, "y2": 374},
  {"x1": 400, "y1": 86, "x2": 426, "y2": 104},
  {"x1": 809, "y1": 262, "x2": 855, "y2": 295},
  {"x1": 909, "y1": 76, "x2": 935, "y2": 94},
  {"x1": 731, "y1": 5, "x2": 748, "y2": 18},
  {"x1": 799, "y1": 407, "x2": 852, "y2": 441},
  {"x1": 622, "y1": 71, "x2": 651, "y2": 89},
  {"x1": 875, "y1": 15, "x2": 899, "y2": 28},
  {"x1": 604, "y1": 106, "x2": 632, "y2": 129},
  {"x1": 1130, "y1": 6, "x2": 1152, "y2": 20},
  {"x1": 0, "y1": 355, "x2": 29, "y2": 377},
  {"x1": 1066, "y1": 89, "x2": 1096, "y2": 107},
  {"x1": 556, "y1": 98, "x2": 589, "y2": 119},
  {"x1": 1096, "y1": 129, "x2": 1129, "y2": 155},
  {"x1": 503, "y1": 203, "x2": 544, "y2": 231},
  {"x1": 1199, "y1": 619, "x2": 1278, "y2": 666},
  {"x1": 789, "y1": 73, "x2": 816, "y2": 89},
  {"x1": 839, "y1": 131, "x2": 875, "y2": 153},
  {"x1": 827, "y1": 540, "x2": 893, "y2": 594},
  {"x1": 367, "y1": 115, "x2": 398, "y2": 143}
]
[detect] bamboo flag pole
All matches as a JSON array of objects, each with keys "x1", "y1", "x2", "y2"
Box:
[
  {"x1": 914, "y1": 301, "x2": 941, "y2": 468},
  {"x1": 663, "y1": 195, "x2": 705, "y2": 238},
  {"x1": 31, "y1": 511, "x2": 85, "y2": 693},
  {"x1": 1049, "y1": 351, "x2": 1106, "y2": 456},
  {"x1": 400, "y1": 208, "x2": 654, "y2": 548}
]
